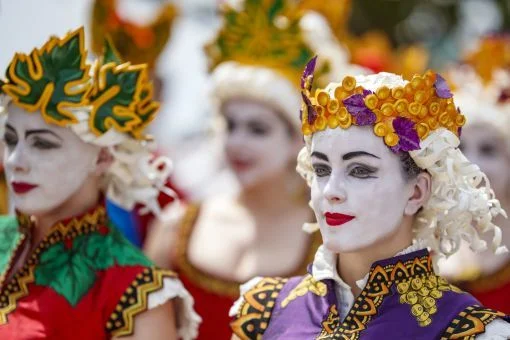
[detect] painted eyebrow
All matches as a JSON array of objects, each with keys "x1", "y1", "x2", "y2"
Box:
[
  {"x1": 311, "y1": 151, "x2": 329, "y2": 162},
  {"x1": 342, "y1": 151, "x2": 380, "y2": 160},
  {"x1": 25, "y1": 129, "x2": 63, "y2": 141},
  {"x1": 5, "y1": 124, "x2": 16, "y2": 134}
]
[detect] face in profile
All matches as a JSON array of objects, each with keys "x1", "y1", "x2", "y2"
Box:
[
  {"x1": 3, "y1": 105, "x2": 101, "y2": 216},
  {"x1": 460, "y1": 123, "x2": 510, "y2": 203},
  {"x1": 310, "y1": 126, "x2": 418, "y2": 253},
  {"x1": 223, "y1": 98, "x2": 300, "y2": 188}
]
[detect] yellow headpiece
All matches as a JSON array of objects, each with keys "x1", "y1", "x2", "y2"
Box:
[
  {"x1": 205, "y1": 0, "x2": 329, "y2": 88},
  {"x1": 300, "y1": 59, "x2": 465, "y2": 153}
]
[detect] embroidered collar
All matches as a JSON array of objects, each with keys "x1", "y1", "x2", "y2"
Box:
[
  {"x1": 16, "y1": 203, "x2": 107, "y2": 239},
  {"x1": 311, "y1": 242, "x2": 428, "y2": 289}
]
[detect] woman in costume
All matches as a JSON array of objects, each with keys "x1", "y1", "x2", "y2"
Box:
[
  {"x1": 144, "y1": 0, "x2": 353, "y2": 338},
  {"x1": 439, "y1": 36, "x2": 510, "y2": 313},
  {"x1": 230, "y1": 62, "x2": 510, "y2": 338},
  {"x1": 0, "y1": 27, "x2": 199, "y2": 339}
]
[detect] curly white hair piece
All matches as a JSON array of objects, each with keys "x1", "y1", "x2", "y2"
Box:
[{"x1": 296, "y1": 73, "x2": 507, "y2": 258}]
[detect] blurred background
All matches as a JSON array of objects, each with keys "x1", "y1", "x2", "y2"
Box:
[{"x1": 1, "y1": 0, "x2": 509, "y2": 201}]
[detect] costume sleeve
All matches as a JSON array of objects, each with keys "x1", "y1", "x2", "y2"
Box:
[
  {"x1": 229, "y1": 277, "x2": 288, "y2": 340},
  {"x1": 105, "y1": 267, "x2": 201, "y2": 339},
  {"x1": 475, "y1": 318, "x2": 510, "y2": 339}
]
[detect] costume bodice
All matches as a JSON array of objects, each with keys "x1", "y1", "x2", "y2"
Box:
[
  {"x1": 175, "y1": 204, "x2": 321, "y2": 340},
  {"x1": 231, "y1": 249, "x2": 510, "y2": 339},
  {"x1": 0, "y1": 204, "x2": 181, "y2": 339}
]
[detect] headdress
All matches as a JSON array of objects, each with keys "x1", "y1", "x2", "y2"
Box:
[
  {"x1": 297, "y1": 58, "x2": 506, "y2": 259},
  {"x1": 205, "y1": 0, "x2": 356, "y2": 131},
  {"x1": 0, "y1": 27, "x2": 172, "y2": 216},
  {"x1": 91, "y1": 0, "x2": 177, "y2": 70},
  {"x1": 449, "y1": 35, "x2": 510, "y2": 139}
]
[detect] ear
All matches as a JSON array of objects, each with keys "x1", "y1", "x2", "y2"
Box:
[
  {"x1": 94, "y1": 147, "x2": 113, "y2": 176},
  {"x1": 404, "y1": 172, "x2": 432, "y2": 216}
]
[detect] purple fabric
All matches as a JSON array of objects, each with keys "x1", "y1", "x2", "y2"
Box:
[
  {"x1": 258, "y1": 249, "x2": 503, "y2": 339},
  {"x1": 434, "y1": 73, "x2": 453, "y2": 99},
  {"x1": 301, "y1": 56, "x2": 317, "y2": 91},
  {"x1": 302, "y1": 93, "x2": 317, "y2": 124},
  {"x1": 391, "y1": 117, "x2": 420, "y2": 152},
  {"x1": 343, "y1": 93, "x2": 376, "y2": 126}
]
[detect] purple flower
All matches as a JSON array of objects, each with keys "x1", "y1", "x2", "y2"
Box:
[
  {"x1": 434, "y1": 73, "x2": 453, "y2": 99},
  {"x1": 392, "y1": 117, "x2": 420, "y2": 152},
  {"x1": 343, "y1": 93, "x2": 376, "y2": 126},
  {"x1": 301, "y1": 56, "x2": 318, "y2": 91},
  {"x1": 301, "y1": 93, "x2": 317, "y2": 124}
]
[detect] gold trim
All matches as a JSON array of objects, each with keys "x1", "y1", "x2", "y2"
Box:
[
  {"x1": 106, "y1": 267, "x2": 177, "y2": 337},
  {"x1": 440, "y1": 305, "x2": 505, "y2": 339},
  {"x1": 317, "y1": 252, "x2": 447, "y2": 339},
  {"x1": 175, "y1": 204, "x2": 321, "y2": 297},
  {"x1": 230, "y1": 277, "x2": 288, "y2": 340}
]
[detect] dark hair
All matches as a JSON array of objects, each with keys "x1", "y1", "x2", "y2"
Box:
[{"x1": 399, "y1": 152, "x2": 423, "y2": 180}]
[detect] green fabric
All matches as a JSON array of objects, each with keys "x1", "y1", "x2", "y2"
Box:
[
  {"x1": 35, "y1": 222, "x2": 152, "y2": 306},
  {"x1": 0, "y1": 216, "x2": 22, "y2": 277}
]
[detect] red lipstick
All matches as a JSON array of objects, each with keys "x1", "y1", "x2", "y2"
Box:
[
  {"x1": 229, "y1": 158, "x2": 253, "y2": 172},
  {"x1": 324, "y1": 212, "x2": 355, "y2": 226},
  {"x1": 11, "y1": 182, "x2": 38, "y2": 194}
]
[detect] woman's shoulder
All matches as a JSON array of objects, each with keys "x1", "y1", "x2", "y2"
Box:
[{"x1": 230, "y1": 274, "x2": 322, "y2": 338}]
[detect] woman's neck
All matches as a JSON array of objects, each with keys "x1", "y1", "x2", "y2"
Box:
[
  {"x1": 32, "y1": 180, "x2": 101, "y2": 246},
  {"x1": 337, "y1": 218, "x2": 414, "y2": 296}
]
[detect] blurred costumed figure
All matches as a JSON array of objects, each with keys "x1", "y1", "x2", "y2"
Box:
[
  {"x1": 440, "y1": 35, "x2": 510, "y2": 314},
  {"x1": 0, "y1": 28, "x2": 199, "y2": 339},
  {"x1": 91, "y1": 0, "x2": 183, "y2": 247},
  {"x1": 230, "y1": 58, "x2": 510, "y2": 338},
  {"x1": 144, "y1": 0, "x2": 360, "y2": 338}
]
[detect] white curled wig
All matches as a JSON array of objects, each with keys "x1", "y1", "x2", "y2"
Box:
[
  {"x1": 297, "y1": 72, "x2": 507, "y2": 259},
  {"x1": 0, "y1": 94, "x2": 174, "y2": 218}
]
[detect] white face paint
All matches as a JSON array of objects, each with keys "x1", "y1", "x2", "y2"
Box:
[
  {"x1": 310, "y1": 126, "x2": 415, "y2": 253},
  {"x1": 223, "y1": 98, "x2": 299, "y2": 188},
  {"x1": 460, "y1": 124, "x2": 510, "y2": 203},
  {"x1": 3, "y1": 106, "x2": 101, "y2": 216}
]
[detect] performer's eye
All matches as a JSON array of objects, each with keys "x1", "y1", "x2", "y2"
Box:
[{"x1": 312, "y1": 164, "x2": 331, "y2": 177}]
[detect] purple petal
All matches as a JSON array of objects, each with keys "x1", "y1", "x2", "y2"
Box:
[
  {"x1": 301, "y1": 56, "x2": 318, "y2": 91},
  {"x1": 457, "y1": 126, "x2": 462, "y2": 137},
  {"x1": 301, "y1": 93, "x2": 317, "y2": 125},
  {"x1": 362, "y1": 89, "x2": 373, "y2": 96},
  {"x1": 434, "y1": 73, "x2": 453, "y2": 99},
  {"x1": 343, "y1": 93, "x2": 376, "y2": 126},
  {"x1": 392, "y1": 117, "x2": 420, "y2": 152}
]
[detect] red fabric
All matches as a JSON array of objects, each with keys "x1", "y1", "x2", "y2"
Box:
[
  {"x1": 178, "y1": 273, "x2": 235, "y2": 340},
  {"x1": 469, "y1": 279, "x2": 510, "y2": 314},
  {"x1": 0, "y1": 265, "x2": 146, "y2": 339}
]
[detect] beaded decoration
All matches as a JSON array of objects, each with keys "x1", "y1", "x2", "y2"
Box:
[{"x1": 300, "y1": 57, "x2": 466, "y2": 152}]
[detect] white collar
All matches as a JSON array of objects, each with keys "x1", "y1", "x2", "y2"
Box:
[{"x1": 311, "y1": 243, "x2": 425, "y2": 290}]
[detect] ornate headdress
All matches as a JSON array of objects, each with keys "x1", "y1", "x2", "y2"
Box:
[
  {"x1": 449, "y1": 35, "x2": 510, "y2": 139},
  {"x1": 91, "y1": 0, "x2": 177, "y2": 70},
  {"x1": 206, "y1": 0, "x2": 355, "y2": 130},
  {"x1": 0, "y1": 27, "x2": 172, "y2": 215},
  {"x1": 297, "y1": 58, "x2": 506, "y2": 259}
]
